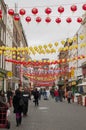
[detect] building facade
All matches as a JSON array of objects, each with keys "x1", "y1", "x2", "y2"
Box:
[
  {"x1": 5, "y1": 6, "x2": 13, "y2": 91},
  {"x1": 0, "y1": 0, "x2": 7, "y2": 91}
]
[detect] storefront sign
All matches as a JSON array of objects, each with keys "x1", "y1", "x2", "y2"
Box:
[{"x1": 7, "y1": 71, "x2": 12, "y2": 77}]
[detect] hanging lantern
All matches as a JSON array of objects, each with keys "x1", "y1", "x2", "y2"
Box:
[
  {"x1": 25, "y1": 16, "x2": 31, "y2": 23},
  {"x1": 61, "y1": 40, "x2": 65, "y2": 45},
  {"x1": 82, "y1": 4, "x2": 86, "y2": 11},
  {"x1": 8, "y1": 9, "x2": 14, "y2": 16},
  {"x1": 0, "y1": 9, "x2": 2, "y2": 14},
  {"x1": 45, "y1": 17, "x2": 51, "y2": 23},
  {"x1": 43, "y1": 45, "x2": 47, "y2": 49},
  {"x1": 77, "y1": 17, "x2": 82, "y2": 23},
  {"x1": 38, "y1": 45, "x2": 42, "y2": 49},
  {"x1": 36, "y1": 16, "x2": 42, "y2": 23},
  {"x1": 79, "y1": 35, "x2": 84, "y2": 40},
  {"x1": 70, "y1": 5, "x2": 77, "y2": 12},
  {"x1": 19, "y1": 9, "x2": 26, "y2": 15},
  {"x1": 0, "y1": 14, "x2": 2, "y2": 19},
  {"x1": 45, "y1": 7, "x2": 52, "y2": 15},
  {"x1": 31, "y1": 8, "x2": 38, "y2": 15},
  {"x1": 14, "y1": 15, "x2": 20, "y2": 21},
  {"x1": 66, "y1": 17, "x2": 72, "y2": 23},
  {"x1": 54, "y1": 42, "x2": 58, "y2": 47},
  {"x1": 58, "y1": 6, "x2": 64, "y2": 14},
  {"x1": 48, "y1": 43, "x2": 53, "y2": 48},
  {"x1": 55, "y1": 17, "x2": 61, "y2": 23}
]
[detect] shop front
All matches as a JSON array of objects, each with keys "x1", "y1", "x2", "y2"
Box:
[
  {"x1": 82, "y1": 65, "x2": 86, "y2": 78},
  {"x1": 0, "y1": 68, "x2": 7, "y2": 91}
]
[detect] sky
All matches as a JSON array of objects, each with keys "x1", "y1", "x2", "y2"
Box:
[{"x1": 4, "y1": 0, "x2": 86, "y2": 60}]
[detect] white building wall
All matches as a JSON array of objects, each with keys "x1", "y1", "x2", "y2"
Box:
[
  {"x1": 77, "y1": 13, "x2": 86, "y2": 78},
  {"x1": 6, "y1": 12, "x2": 13, "y2": 71},
  {"x1": 69, "y1": 13, "x2": 86, "y2": 80},
  {"x1": 69, "y1": 39, "x2": 77, "y2": 80}
]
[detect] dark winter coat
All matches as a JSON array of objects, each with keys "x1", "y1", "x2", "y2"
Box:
[
  {"x1": 13, "y1": 90, "x2": 24, "y2": 113},
  {"x1": 34, "y1": 90, "x2": 39, "y2": 99}
]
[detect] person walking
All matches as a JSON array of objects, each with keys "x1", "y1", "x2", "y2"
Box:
[
  {"x1": 54, "y1": 88, "x2": 59, "y2": 102},
  {"x1": 33, "y1": 88, "x2": 39, "y2": 106},
  {"x1": 22, "y1": 87, "x2": 31, "y2": 116},
  {"x1": 67, "y1": 90, "x2": 72, "y2": 103},
  {"x1": 7, "y1": 88, "x2": 13, "y2": 107},
  {"x1": 13, "y1": 88, "x2": 24, "y2": 127}
]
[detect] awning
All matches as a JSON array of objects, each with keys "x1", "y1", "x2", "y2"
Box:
[
  {"x1": 80, "y1": 61, "x2": 86, "y2": 68},
  {"x1": 0, "y1": 68, "x2": 7, "y2": 78},
  {"x1": 77, "y1": 82, "x2": 86, "y2": 86}
]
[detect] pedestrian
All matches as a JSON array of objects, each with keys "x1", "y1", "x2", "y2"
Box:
[
  {"x1": 33, "y1": 88, "x2": 39, "y2": 106},
  {"x1": 13, "y1": 88, "x2": 24, "y2": 127},
  {"x1": 46, "y1": 88, "x2": 50, "y2": 100},
  {"x1": 67, "y1": 90, "x2": 72, "y2": 103},
  {"x1": 22, "y1": 87, "x2": 31, "y2": 116},
  {"x1": 54, "y1": 88, "x2": 59, "y2": 102},
  {"x1": 7, "y1": 88, "x2": 13, "y2": 107},
  {"x1": 58, "y1": 88, "x2": 63, "y2": 102},
  {"x1": 0, "y1": 90, "x2": 8, "y2": 125},
  {"x1": 0, "y1": 90, "x2": 6, "y2": 103}
]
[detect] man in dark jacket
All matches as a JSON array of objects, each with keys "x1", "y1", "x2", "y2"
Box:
[
  {"x1": 33, "y1": 88, "x2": 39, "y2": 106},
  {"x1": 22, "y1": 87, "x2": 31, "y2": 116}
]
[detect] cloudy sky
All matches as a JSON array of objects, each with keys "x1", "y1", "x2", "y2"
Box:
[{"x1": 4, "y1": 0, "x2": 86, "y2": 60}]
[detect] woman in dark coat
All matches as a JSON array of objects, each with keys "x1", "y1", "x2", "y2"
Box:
[{"x1": 13, "y1": 89, "x2": 24, "y2": 127}]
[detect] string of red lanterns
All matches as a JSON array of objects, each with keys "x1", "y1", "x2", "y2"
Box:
[
  {"x1": 11, "y1": 15, "x2": 83, "y2": 23},
  {"x1": 7, "y1": 4, "x2": 86, "y2": 16},
  {"x1": 25, "y1": 16, "x2": 82, "y2": 23},
  {"x1": 0, "y1": 3, "x2": 86, "y2": 23},
  {"x1": 5, "y1": 55, "x2": 86, "y2": 66}
]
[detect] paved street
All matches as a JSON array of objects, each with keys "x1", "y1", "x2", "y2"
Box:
[{"x1": 5, "y1": 97, "x2": 86, "y2": 130}]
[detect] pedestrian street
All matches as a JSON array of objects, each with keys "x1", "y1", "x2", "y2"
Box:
[{"x1": 6, "y1": 98, "x2": 86, "y2": 130}]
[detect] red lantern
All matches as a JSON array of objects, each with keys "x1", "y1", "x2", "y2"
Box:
[
  {"x1": 25, "y1": 16, "x2": 31, "y2": 22},
  {"x1": 36, "y1": 16, "x2": 42, "y2": 23},
  {"x1": 0, "y1": 14, "x2": 2, "y2": 19},
  {"x1": 31, "y1": 8, "x2": 38, "y2": 15},
  {"x1": 70, "y1": 5, "x2": 77, "y2": 12},
  {"x1": 19, "y1": 9, "x2": 26, "y2": 15},
  {"x1": 55, "y1": 17, "x2": 61, "y2": 23},
  {"x1": 45, "y1": 17, "x2": 51, "y2": 23},
  {"x1": 58, "y1": 6, "x2": 64, "y2": 14},
  {"x1": 82, "y1": 4, "x2": 86, "y2": 11},
  {"x1": 77, "y1": 17, "x2": 82, "y2": 23},
  {"x1": 0, "y1": 9, "x2": 2, "y2": 14},
  {"x1": 45, "y1": 7, "x2": 52, "y2": 15},
  {"x1": 8, "y1": 9, "x2": 14, "y2": 16},
  {"x1": 66, "y1": 17, "x2": 72, "y2": 23},
  {"x1": 14, "y1": 15, "x2": 20, "y2": 21}
]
